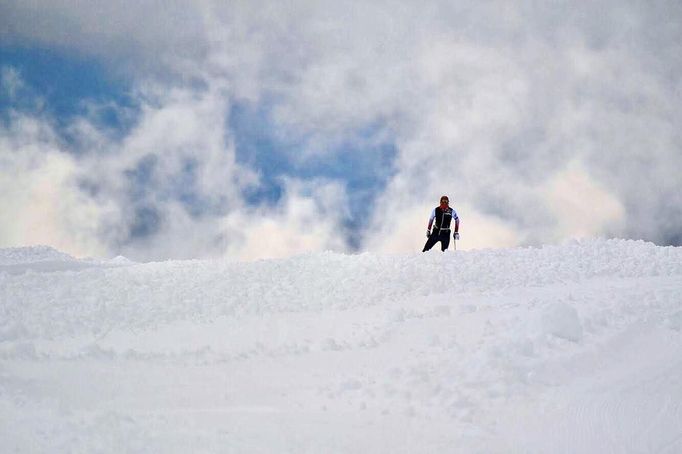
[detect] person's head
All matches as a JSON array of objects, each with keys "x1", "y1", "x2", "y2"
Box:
[{"x1": 439, "y1": 196, "x2": 449, "y2": 207}]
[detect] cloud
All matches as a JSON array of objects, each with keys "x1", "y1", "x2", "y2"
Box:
[
  {"x1": 0, "y1": 69, "x2": 352, "y2": 260},
  {"x1": 1, "y1": 1, "x2": 681, "y2": 259},
  {"x1": 540, "y1": 160, "x2": 626, "y2": 242},
  {"x1": 0, "y1": 112, "x2": 109, "y2": 256},
  {"x1": 1, "y1": 66, "x2": 24, "y2": 99},
  {"x1": 222, "y1": 177, "x2": 350, "y2": 261},
  {"x1": 0, "y1": 0, "x2": 207, "y2": 78}
]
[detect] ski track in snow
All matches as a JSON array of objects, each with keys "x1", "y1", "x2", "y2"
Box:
[{"x1": 1, "y1": 240, "x2": 681, "y2": 453}]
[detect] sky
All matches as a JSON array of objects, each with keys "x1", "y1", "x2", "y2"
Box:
[{"x1": 1, "y1": 0, "x2": 681, "y2": 261}]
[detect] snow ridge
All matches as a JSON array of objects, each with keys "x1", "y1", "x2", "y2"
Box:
[
  {"x1": 1, "y1": 239, "x2": 681, "y2": 453},
  {"x1": 0, "y1": 245, "x2": 76, "y2": 265}
]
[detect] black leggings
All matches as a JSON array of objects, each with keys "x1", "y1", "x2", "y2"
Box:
[{"x1": 423, "y1": 231, "x2": 451, "y2": 252}]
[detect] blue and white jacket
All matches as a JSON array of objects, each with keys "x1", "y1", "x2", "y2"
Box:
[{"x1": 429, "y1": 206, "x2": 458, "y2": 233}]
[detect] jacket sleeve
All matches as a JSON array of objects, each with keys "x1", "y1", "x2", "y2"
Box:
[{"x1": 427, "y1": 208, "x2": 436, "y2": 229}]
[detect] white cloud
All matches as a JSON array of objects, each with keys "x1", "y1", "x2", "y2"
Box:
[
  {"x1": 0, "y1": 113, "x2": 110, "y2": 256},
  {"x1": 1, "y1": 1, "x2": 681, "y2": 258},
  {"x1": 0, "y1": 71, "x2": 353, "y2": 260},
  {"x1": 1, "y1": 67, "x2": 24, "y2": 99},
  {"x1": 540, "y1": 160, "x2": 626, "y2": 242},
  {"x1": 222, "y1": 178, "x2": 350, "y2": 261}
]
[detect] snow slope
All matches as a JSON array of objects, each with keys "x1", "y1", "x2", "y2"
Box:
[{"x1": 1, "y1": 240, "x2": 681, "y2": 453}]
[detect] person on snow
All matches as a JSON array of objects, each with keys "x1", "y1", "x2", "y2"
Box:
[{"x1": 423, "y1": 195, "x2": 459, "y2": 252}]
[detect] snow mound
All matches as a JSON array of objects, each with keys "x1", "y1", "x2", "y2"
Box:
[
  {"x1": 107, "y1": 255, "x2": 135, "y2": 265},
  {"x1": 0, "y1": 245, "x2": 134, "y2": 275},
  {"x1": 0, "y1": 245, "x2": 76, "y2": 265},
  {"x1": 1, "y1": 238, "x2": 681, "y2": 453},
  {"x1": 539, "y1": 302, "x2": 583, "y2": 342}
]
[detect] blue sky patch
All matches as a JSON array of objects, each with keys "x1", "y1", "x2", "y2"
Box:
[
  {"x1": 1, "y1": 44, "x2": 399, "y2": 251},
  {"x1": 0, "y1": 45, "x2": 137, "y2": 137},
  {"x1": 230, "y1": 102, "x2": 397, "y2": 249}
]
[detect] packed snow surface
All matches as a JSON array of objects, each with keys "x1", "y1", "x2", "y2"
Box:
[{"x1": 1, "y1": 240, "x2": 681, "y2": 453}]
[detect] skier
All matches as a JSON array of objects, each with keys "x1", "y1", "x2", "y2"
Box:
[{"x1": 423, "y1": 195, "x2": 459, "y2": 252}]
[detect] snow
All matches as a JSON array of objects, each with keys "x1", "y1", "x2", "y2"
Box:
[{"x1": 1, "y1": 239, "x2": 681, "y2": 452}]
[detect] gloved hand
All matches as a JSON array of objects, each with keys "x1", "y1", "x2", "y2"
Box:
[
  {"x1": 453, "y1": 232, "x2": 460, "y2": 240},
  {"x1": 426, "y1": 230, "x2": 431, "y2": 238}
]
